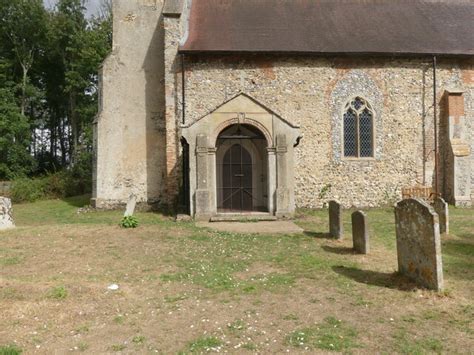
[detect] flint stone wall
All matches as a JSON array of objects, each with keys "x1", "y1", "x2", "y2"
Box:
[
  {"x1": 0, "y1": 197, "x2": 14, "y2": 230},
  {"x1": 181, "y1": 56, "x2": 474, "y2": 209},
  {"x1": 395, "y1": 198, "x2": 444, "y2": 291}
]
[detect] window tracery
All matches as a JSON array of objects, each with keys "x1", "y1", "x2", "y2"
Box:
[{"x1": 343, "y1": 97, "x2": 374, "y2": 158}]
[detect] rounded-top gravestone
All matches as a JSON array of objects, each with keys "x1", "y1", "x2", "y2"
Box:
[{"x1": 394, "y1": 198, "x2": 443, "y2": 291}]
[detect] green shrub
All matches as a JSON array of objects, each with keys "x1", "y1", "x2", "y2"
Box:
[
  {"x1": 120, "y1": 215, "x2": 139, "y2": 229},
  {"x1": 10, "y1": 177, "x2": 46, "y2": 202},
  {"x1": 10, "y1": 164, "x2": 92, "y2": 203},
  {"x1": 65, "y1": 151, "x2": 92, "y2": 197}
]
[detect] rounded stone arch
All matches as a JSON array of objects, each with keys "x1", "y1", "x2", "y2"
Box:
[{"x1": 211, "y1": 117, "x2": 273, "y2": 148}]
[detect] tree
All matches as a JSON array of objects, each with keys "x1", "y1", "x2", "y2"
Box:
[
  {"x1": 0, "y1": 60, "x2": 34, "y2": 179},
  {"x1": 0, "y1": 0, "x2": 47, "y2": 116},
  {"x1": 0, "y1": 0, "x2": 112, "y2": 181},
  {"x1": 44, "y1": 0, "x2": 111, "y2": 163}
]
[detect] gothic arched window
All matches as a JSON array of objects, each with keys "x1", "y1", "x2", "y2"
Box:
[{"x1": 343, "y1": 97, "x2": 374, "y2": 158}]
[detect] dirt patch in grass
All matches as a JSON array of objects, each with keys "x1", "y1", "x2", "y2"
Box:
[{"x1": 0, "y1": 200, "x2": 473, "y2": 353}]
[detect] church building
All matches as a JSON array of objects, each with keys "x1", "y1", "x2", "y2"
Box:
[{"x1": 92, "y1": 0, "x2": 474, "y2": 219}]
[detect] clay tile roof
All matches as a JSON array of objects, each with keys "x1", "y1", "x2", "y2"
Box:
[{"x1": 179, "y1": 0, "x2": 474, "y2": 56}]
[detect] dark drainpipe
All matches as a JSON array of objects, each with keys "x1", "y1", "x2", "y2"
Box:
[
  {"x1": 181, "y1": 54, "x2": 186, "y2": 125},
  {"x1": 433, "y1": 56, "x2": 439, "y2": 197}
]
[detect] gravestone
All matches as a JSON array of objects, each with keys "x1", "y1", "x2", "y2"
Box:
[
  {"x1": 124, "y1": 194, "x2": 137, "y2": 217},
  {"x1": 329, "y1": 200, "x2": 343, "y2": 239},
  {"x1": 0, "y1": 197, "x2": 15, "y2": 230},
  {"x1": 394, "y1": 198, "x2": 444, "y2": 291},
  {"x1": 432, "y1": 197, "x2": 449, "y2": 235},
  {"x1": 352, "y1": 211, "x2": 369, "y2": 254}
]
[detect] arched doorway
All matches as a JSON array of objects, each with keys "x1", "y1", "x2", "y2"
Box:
[{"x1": 216, "y1": 124, "x2": 268, "y2": 213}]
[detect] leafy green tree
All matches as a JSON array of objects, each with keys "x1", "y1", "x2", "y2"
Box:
[
  {"x1": 0, "y1": 0, "x2": 47, "y2": 115},
  {"x1": 44, "y1": 0, "x2": 111, "y2": 163},
  {"x1": 0, "y1": 60, "x2": 34, "y2": 179},
  {"x1": 0, "y1": 0, "x2": 111, "y2": 182}
]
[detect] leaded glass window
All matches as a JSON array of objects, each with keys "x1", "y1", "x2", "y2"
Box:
[{"x1": 343, "y1": 97, "x2": 374, "y2": 158}]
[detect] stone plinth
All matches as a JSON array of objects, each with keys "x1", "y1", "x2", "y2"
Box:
[{"x1": 394, "y1": 199, "x2": 444, "y2": 291}]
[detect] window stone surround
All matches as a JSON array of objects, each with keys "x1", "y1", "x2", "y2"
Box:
[{"x1": 331, "y1": 70, "x2": 384, "y2": 162}]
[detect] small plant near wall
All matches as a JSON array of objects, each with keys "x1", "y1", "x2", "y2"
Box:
[
  {"x1": 120, "y1": 215, "x2": 138, "y2": 229},
  {"x1": 319, "y1": 183, "x2": 332, "y2": 208}
]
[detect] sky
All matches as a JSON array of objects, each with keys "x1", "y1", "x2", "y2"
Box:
[{"x1": 43, "y1": 0, "x2": 101, "y2": 17}]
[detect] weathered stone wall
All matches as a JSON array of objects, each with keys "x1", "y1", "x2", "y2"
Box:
[
  {"x1": 178, "y1": 56, "x2": 474, "y2": 208},
  {"x1": 461, "y1": 68, "x2": 474, "y2": 203},
  {"x1": 95, "y1": 1, "x2": 474, "y2": 210},
  {"x1": 93, "y1": 0, "x2": 165, "y2": 208}
]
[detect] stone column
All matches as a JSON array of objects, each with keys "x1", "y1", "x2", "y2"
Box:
[
  {"x1": 195, "y1": 134, "x2": 211, "y2": 220},
  {"x1": 208, "y1": 147, "x2": 217, "y2": 215},
  {"x1": 267, "y1": 148, "x2": 277, "y2": 215},
  {"x1": 276, "y1": 134, "x2": 290, "y2": 218}
]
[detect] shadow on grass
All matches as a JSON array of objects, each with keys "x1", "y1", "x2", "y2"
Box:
[
  {"x1": 304, "y1": 231, "x2": 332, "y2": 239},
  {"x1": 332, "y1": 265, "x2": 418, "y2": 291},
  {"x1": 62, "y1": 194, "x2": 92, "y2": 208},
  {"x1": 441, "y1": 239, "x2": 474, "y2": 280},
  {"x1": 322, "y1": 245, "x2": 356, "y2": 255}
]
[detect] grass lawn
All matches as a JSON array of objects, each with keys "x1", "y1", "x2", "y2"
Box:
[{"x1": 0, "y1": 196, "x2": 473, "y2": 354}]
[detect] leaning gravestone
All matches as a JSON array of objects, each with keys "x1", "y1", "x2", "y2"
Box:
[
  {"x1": 352, "y1": 211, "x2": 369, "y2": 254},
  {"x1": 394, "y1": 198, "x2": 444, "y2": 291},
  {"x1": 432, "y1": 197, "x2": 449, "y2": 235},
  {"x1": 124, "y1": 194, "x2": 137, "y2": 217},
  {"x1": 0, "y1": 197, "x2": 15, "y2": 230},
  {"x1": 329, "y1": 200, "x2": 343, "y2": 239}
]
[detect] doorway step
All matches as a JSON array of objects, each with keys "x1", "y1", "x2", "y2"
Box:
[
  {"x1": 197, "y1": 220, "x2": 304, "y2": 235},
  {"x1": 210, "y1": 213, "x2": 277, "y2": 222}
]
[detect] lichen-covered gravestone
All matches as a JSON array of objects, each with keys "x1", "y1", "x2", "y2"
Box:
[
  {"x1": 352, "y1": 211, "x2": 369, "y2": 254},
  {"x1": 0, "y1": 197, "x2": 15, "y2": 230},
  {"x1": 329, "y1": 200, "x2": 343, "y2": 239},
  {"x1": 394, "y1": 198, "x2": 444, "y2": 291},
  {"x1": 432, "y1": 197, "x2": 449, "y2": 235}
]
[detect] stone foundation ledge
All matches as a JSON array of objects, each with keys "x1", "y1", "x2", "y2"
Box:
[
  {"x1": 90, "y1": 198, "x2": 163, "y2": 212},
  {"x1": 453, "y1": 197, "x2": 473, "y2": 208}
]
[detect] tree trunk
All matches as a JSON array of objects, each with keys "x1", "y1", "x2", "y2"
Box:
[
  {"x1": 69, "y1": 92, "x2": 79, "y2": 165},
  {"x1": 58, "y1": 118, "x2": 67, "y2": 166},
  {"x1": 20, "y1": 63, "x2": 28, "y2": 116}
]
